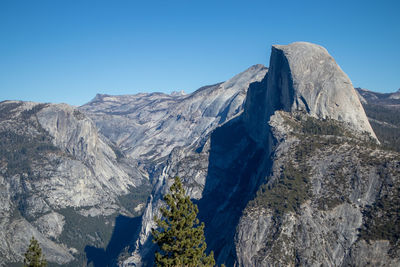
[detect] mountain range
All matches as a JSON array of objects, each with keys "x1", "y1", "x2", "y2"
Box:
[{"x1": 0, "y1": 42, "x2": 399, "y2": 266}]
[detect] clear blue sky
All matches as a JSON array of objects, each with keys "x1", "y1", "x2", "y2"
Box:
[{"x1": 1, "y1": 0, "x2": 399, "y2": 106}]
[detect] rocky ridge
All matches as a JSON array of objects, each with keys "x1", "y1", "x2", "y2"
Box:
[
  {"x1": 80, "y1": 64, "x2": 268, "y2": 165},
  {"x1": 0, "y1": 101, "x2": 147, "y2": 266}
]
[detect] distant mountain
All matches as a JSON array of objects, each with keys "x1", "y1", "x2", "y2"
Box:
[
  {"x1": 356, "y1": 87, "x2": 400, "y2": 152},
  {"x1": 356, "y1": 87, "x2": 400, "y2": 105}
]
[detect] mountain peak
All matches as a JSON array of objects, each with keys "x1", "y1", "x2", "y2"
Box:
[{"x1": 267, "y1": 42, "x2": 377, "y2": 139}]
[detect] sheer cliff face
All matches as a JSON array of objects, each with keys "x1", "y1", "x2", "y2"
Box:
[
  {"x1": 266, "y1": 42, "x2": 376, "y2": 139},
  {"x1": 244, "y1": 42, "x2": 377, "y2": 145}
]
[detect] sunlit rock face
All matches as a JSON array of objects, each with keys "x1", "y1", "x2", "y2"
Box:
[{"x1": 267, "y1": 42, "x2": 376, "y2": 138}]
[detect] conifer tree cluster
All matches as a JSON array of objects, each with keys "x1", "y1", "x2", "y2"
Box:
[
  {"x1": 152, "y1": 177, "x2": 215, "y2": 267},
  {"x1": 23, "y1": 236, "x2": 47, "y2": 267}
]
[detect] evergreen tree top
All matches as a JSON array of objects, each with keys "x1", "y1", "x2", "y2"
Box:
[
  {"x1": 152, "y1": 177, "x2": 215, "y2": 267},
  {"x1": 24, "y1": 236, "x2": 47, "y2": 267}
]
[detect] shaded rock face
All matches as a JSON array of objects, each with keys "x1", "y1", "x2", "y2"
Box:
[{"x1": 0, "y1": 101, "x2": 147, "y2": 266}]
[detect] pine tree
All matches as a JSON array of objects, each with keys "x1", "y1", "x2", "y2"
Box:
[
  {"x1": 152, "y1": 177, "x2": 215, "y2": 267},
  {"x1": 23, "y1": 236, "x2": 47, "y2": 267}
]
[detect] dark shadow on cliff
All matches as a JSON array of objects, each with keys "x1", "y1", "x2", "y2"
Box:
[
  {"x1": 85, "y1": 215, "x2": 141, "y2": 267},
  {"x1": 194, "y1": 118, "x2": 272, "y2": 266},
  {"x1": 192, "y1": 73, "x2": 276, "y2": 266}
]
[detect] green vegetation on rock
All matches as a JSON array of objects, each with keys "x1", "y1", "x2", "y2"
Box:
[
  {"x1": 301, "y1": 116, "x2": 343, "y2": 136},
  {"x1": 0, "y1": 130, "x2": 58, "y2": 176},
  {"x1": 0, "y1": 103, "x2": 58, "y2": 177},
  {"x1": 249, "y1": 159, "x2": 311, "y2": 215},
  {"x1": 118, "y1": 183, "x2": 152, "y2": 216},
  {"x1": 248, "y1": 113, "x2": 374, "y2": 215},
  {"x1": 57, "y1": 207, "x2": 115, "y2": 253}
]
